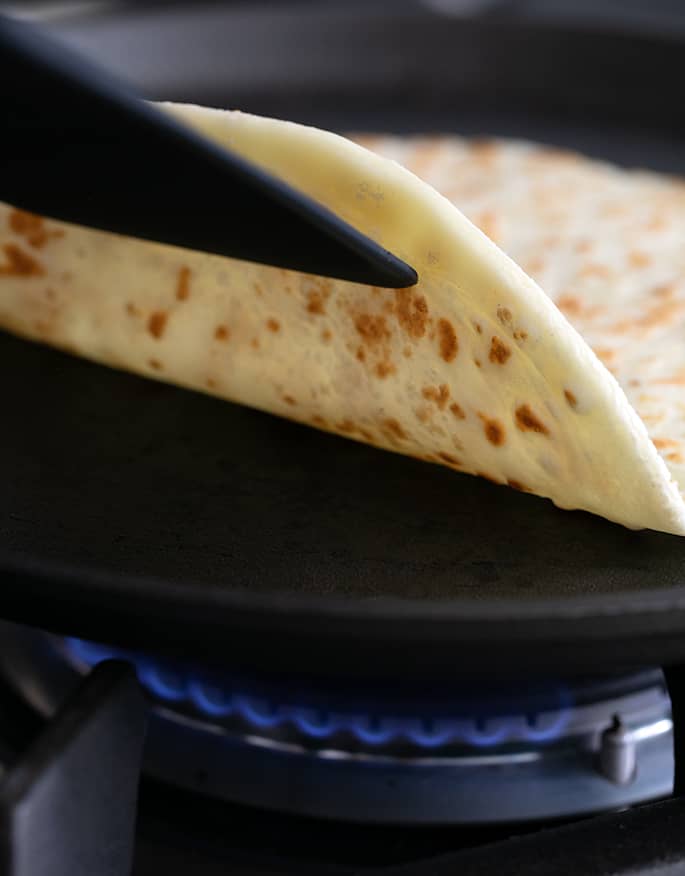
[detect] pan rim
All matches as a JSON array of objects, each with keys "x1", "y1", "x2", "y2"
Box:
[{"x1": 4, "y1": 546, "x2": 685, "y2": 625}]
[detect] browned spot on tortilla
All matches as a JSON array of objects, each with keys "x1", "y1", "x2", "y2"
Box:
[
  {"x1": 9, "y1": 209, "x2": 42, "y2": 237},
  {"x1": 148, "y1": 358, "x2": 163, "y2": 371},
  {"x1": 214, "y1": 325, "x2": 230, "y2": 341},
  {"x1": 422, "y1": 384, "x2": 450, "y2": 410},
  {"x1": 350, "y1": 134, "x2": 382, "y2": 150},
  {"x1": 311, "y1": 415, "x2": 328, "y2": 428},
  {"x1": 336, "y1": 419, "x2": 356, "y2": 433},
  {"x1": 647, "y1": 215, "x2": 667, "y2": 231},
  {"x1": 478, "y1": 414, "x2": 506, "y2": 446},
  {"x1": 284, "y1": 395, "x2": 297, "y2": 406},
  {"x1": 629, "y1": 378, "x2": 641, "y2": 387},
  {"x1": 475, "y1": 210, "x2": 499, "y2": 241},
  {"x1": 403, "y1": 345, "x2": 413, "y2": 358},
  {"x1": 147, "y1": 311, "x2": 168, "y2": 339},
  {"x1": 474, "y1": 322, "x2": 483, "y2": 334},
  {"x1": 0, "y1": 243, "x2": 44, "y2": 276},
  {"x1": 507, "y1": 479, "x2": 529, "y2": 492},
  {"x1": 266, "y1": 318, "x2": 280, "y2": 332},
  {"x1": 489, "y1": 336, "x2": 511, "y2": 365},
  {"x1": 360, "y1": 429, "x2": 374, "y2": 442},
  {"x1": 653, "y1": 283, "x2": 676, "y2": 299},
  {"x1": 9, "y1": 209, "x2": 63, "y2": 248},
  {"x1": 355, "y1": 313, "x2": 390, "y2": 344},
  {"x1": 515, "y1": 404, "x2": 549, "y2": 436},
  {"x1": 580, "y1": 263, "x2": 611, "y2": 279},
  {"x1": 125, "y1": 302, "x2": 140, "y2": 317},
  {"x1": 449, "y1": 402, "x2": 466, "y2": 420},
  {"x1": 437, "y1": 318, "x2": 458, "y2": 362},
  {"x1": 474, "y1": 358, "x2": 482, "y2": 368},
  {"x1": 524, "y1": 256, "x2": 546, "y2": 274},
  {"x1": 356, "y1": 347, "x2": 366, "y2": 362},
  {"x1": 250, "y1": 337, "x2": 260, "y2": 350},
  {"x1": 321, "y1": 329, "x2": 332, "y2": 342},
  {"x1": 395, "y1": 288, "x2": 428, "y2": 338},
  {"x1": 307, "y1": 291, "x2": 326, "y2": 314},
  {"x1": 438, "y1": 452, "x2": 460, "y2": 465},
  {"x1": 574, "y1": 239, "x2": 593, "y2": 254},
  {"x1": 537, "y1": 145, "x2": 581, "y2": 165},
  {"x1": 629, "y1": 250, "x2": 651, "y2": 268},
  {"x1": 415, "y1": 406, "x2": 431, "y2": 424},
  {"x1": 496, "y1": 306, "x2": 512, "y2": 325},
  {"x1": 564, "y1": 389, "x2": 578, "y2": 408},
  {"x1": 205, "y1": 377, "x2": 216, "y2": 388},
  {"x1": 593, "y1": 347, "x2": 615, "y2": 365},
  {"x1": 513, "y1": 329, "x2": 528, "y2": 342},
  {"x1": 175, "y1": 266, "x2": 191, "y2": 300},
  {"x1": 668, "y1": 451, "x2": 684, "y2": 463},
  {"x1": 383, "y1": 418, "x2": 407, "y2": 440},
  {"x1": 613, "y1": 299, "x2": 685, "y2": 334},
  {"x1": 375, "y1": 361, "x2": 396, "y2": 378},
  {"x1": 304, "y1": 277, "x2": 332, "y2": 315},
  {"x1": 253, "y1": 282, "x2": 264, "y2": 298},
  {"x1": 470, "y1": 140, "x2": 499, "y2": 165},
  {"x1": 556, "y1": 295, "x2": 581, "y2": 316},
  {"x1": 32, "y1": 319, "x2": 50, "y2": 336},
  {"x1": 654, "y1": 372, "x2": 685, "y2": 385},
  {"x1": 653, "y1": 438, "x2": 679, "y2": 449}
]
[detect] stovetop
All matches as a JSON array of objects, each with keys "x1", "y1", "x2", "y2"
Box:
[
  {"x1": 0, "y1": 671, "x2": 577, "y2": 875},
  {"x1": 1, "y1": 629, "x2": 685, "y2": 876}
]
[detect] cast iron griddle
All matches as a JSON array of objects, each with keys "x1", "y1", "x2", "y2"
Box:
[{"x1": 3, "y1": 7, "x2": 685, "y2": 679}]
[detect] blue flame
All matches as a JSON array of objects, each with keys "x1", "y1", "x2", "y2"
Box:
[
  {"x1": 66, "y1": 637, "x2": 115, "y2": 666},
  {"x1": 63, "y1": 637, "x2": 573, "y2": 751},
  {"x1": 188, "y1": 682, "x2": 234, "y2": 717},
  {"x1": 462, "y1": 719, "x2": 512, "y2": 748},
  {"x1": 406, "y1": 719, "x2": 460, "y2": 749},
  {"x1": 290, "y1": 709, "x2": 341, "y2": 739},
  {"x1": 522, "y1": 687, "x2": 573, "y2": 742},
  {"x1": 139, "y1": 665, "x2": 187, "y2": 702},
  {"x1": 347, "y1": 716, "x2": 395, "y2": 746},
  {"x1": 234, "y1": 696, "x2": 284, "y2": 730}
]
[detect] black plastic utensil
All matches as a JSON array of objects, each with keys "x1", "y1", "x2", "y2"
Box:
[{"x1": 0, "y1": 14, "x2": 417, "y2": 288}]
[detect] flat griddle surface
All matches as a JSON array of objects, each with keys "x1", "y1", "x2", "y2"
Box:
[{"x1": 0, "y1": 333, "x2": 682, "y2": 603}]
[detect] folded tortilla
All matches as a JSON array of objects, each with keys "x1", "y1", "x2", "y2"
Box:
[{"x1": 1, "y1": 103, "x2": 684, "y2": 534}]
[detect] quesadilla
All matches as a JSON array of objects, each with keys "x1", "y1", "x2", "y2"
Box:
[{"x1": 1, "y1": 103, "x2": 684, "y2": 534}]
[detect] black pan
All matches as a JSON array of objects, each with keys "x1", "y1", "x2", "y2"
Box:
[{"x1": 3, "y1": 4, "x2": 685, "y2": 681}]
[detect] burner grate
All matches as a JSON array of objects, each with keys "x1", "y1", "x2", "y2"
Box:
[{"x1": 0, "y1": 621, "x2": 674, "y2": 824}]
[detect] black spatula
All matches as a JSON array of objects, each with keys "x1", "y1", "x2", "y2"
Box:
[{"x1": 0, "y1": 13, "x2": 417, "y2": 288}]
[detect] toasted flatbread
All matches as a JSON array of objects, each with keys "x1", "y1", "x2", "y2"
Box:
[{"x1": 0, "y1": 105, "x2": 683, "y2": 534}]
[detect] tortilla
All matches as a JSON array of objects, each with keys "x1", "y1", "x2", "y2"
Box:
[{"x1": 0, "y1": 104, "x2": 684, "y2": 535}]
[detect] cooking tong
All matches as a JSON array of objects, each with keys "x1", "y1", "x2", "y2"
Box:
[{"x1": 0, "y1": 13, "x2": 417, "y2": 288}]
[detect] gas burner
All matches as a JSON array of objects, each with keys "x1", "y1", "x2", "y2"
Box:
[{"x1": 0, "y1": 621, "x2": 673, "y2": 824}]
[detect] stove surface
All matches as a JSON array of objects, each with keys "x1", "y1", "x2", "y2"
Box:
[{"x1": 0, "y1": 622, "x2": 677, "y2": 876}]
